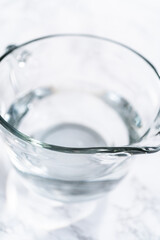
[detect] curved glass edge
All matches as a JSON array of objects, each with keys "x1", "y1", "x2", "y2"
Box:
[{"x1": 0, "y1": 33, "x2": 160, "y2": 155}]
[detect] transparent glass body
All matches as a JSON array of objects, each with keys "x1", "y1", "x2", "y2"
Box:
[{"x1": 0, "y1": 34, "x2": 160, "y2": 202}]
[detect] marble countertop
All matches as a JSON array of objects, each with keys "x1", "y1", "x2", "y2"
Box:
[{"x1": 0, "y1": 0, "x2": 160, "y2": 239}]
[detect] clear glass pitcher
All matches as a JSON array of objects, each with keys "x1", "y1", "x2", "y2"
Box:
[{"x1": 0, "y1": 34, "x2": 160, "y2": 202}]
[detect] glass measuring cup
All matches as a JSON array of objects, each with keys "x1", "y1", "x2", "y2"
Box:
[{"x1": 0, "y1": 34, "x2": 160, "y2": 202}]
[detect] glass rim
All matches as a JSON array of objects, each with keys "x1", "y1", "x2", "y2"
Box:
[{"x1": 0, "y1": 33, "x2": 160, "y2": 155}]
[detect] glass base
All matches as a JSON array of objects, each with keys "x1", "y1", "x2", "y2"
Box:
[{"x1": 39, "y1": 123, "x2": 107, "y2": 148}]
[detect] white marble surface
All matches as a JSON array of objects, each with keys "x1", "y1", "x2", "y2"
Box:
[{"x1": 0, "y1": 0, "x2": 160, "y2": 239}]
